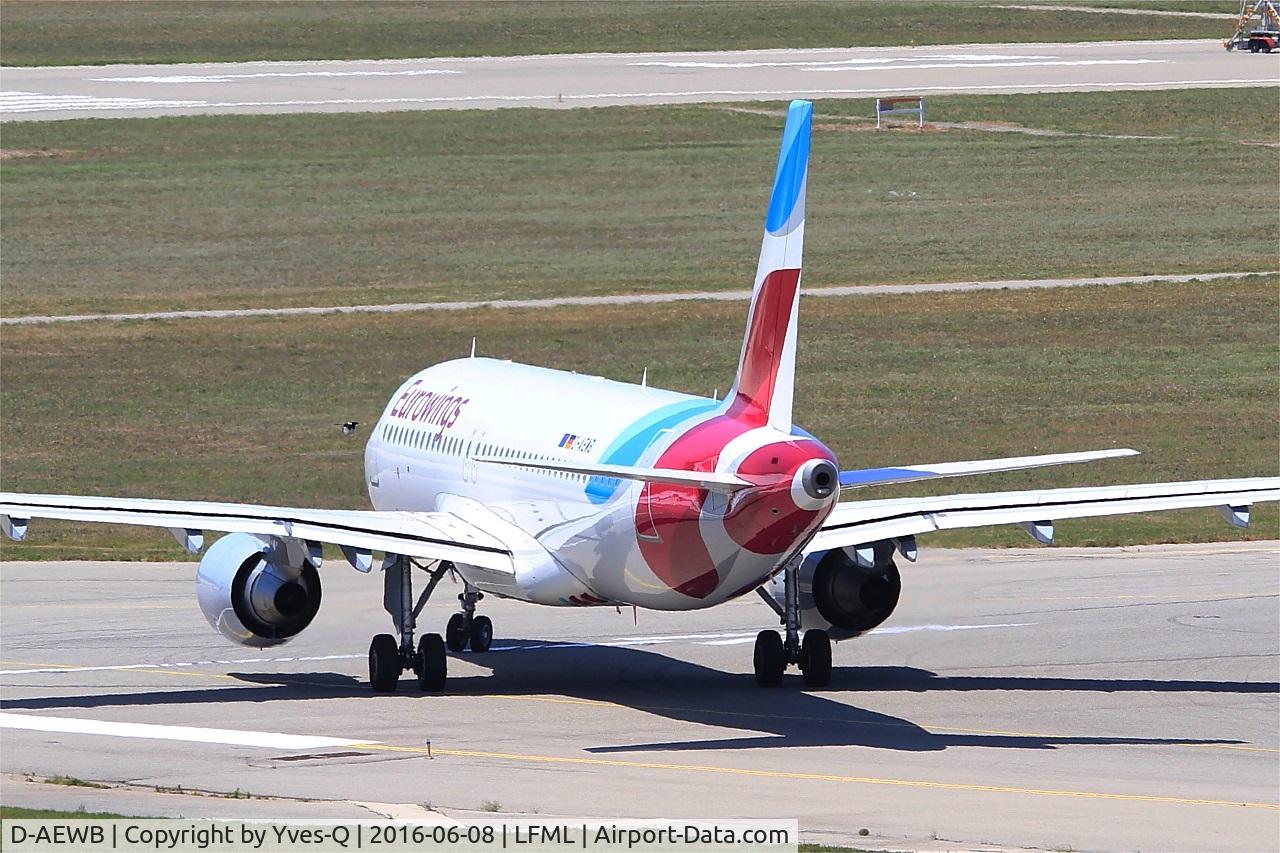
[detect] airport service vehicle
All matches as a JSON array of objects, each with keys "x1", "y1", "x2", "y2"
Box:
[
  {"x1": 2, "y1": 101, "x2": 1277, "y2": 691},
  {"x1": 1225, "y1": 0, "x2": 1280, "y2": 51},
  {"x1": 1243, "y1": 30, "x2": 1278, "y2": 52}
]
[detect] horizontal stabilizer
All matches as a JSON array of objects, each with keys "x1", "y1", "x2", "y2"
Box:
[
  {"x1": 474, "y1": 456, "x2": 751, "y2": 494},
  {"x1": 839, "y1": 448, "x2": 1140, "y2": 490}
]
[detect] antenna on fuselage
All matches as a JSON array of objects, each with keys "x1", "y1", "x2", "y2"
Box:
[
  {"x1": 470, "y1": 337, "x2": 476, "y2": 358},
  {"x1": 712, "y1": 388, "x2": 719, "y2": 401},
  {"x1": 641, "y1": 367, "x2": 648, "y2": 387}
]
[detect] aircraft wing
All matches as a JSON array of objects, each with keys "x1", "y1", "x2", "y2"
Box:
[
  {"x1": 811, "y1": 477, "x2": 1280, "y2": 552},
  {"x1": 839, "y1": 448, "x2": 1139, "y2": 489},
  {"x1": 0, "y1": 492, "x2": 514, "y2": 573}
]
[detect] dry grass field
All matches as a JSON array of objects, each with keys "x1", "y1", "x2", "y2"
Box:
[
  {"x1": 2, "y1": 90, "x2": 1275, "y2": 318},
  {"x1": 1, "y1": 277, "x2": 1275, "y2": 559},
  {"x1": 0, "y1": 0, "x2": 1227, "y2": 66}
]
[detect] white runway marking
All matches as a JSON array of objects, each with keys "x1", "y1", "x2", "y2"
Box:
[
  {"x1": 0, "y1": 653, "x2": 362, "y2": 676},
  {"x1": 490, "y1": 622, "x2": 1032, "y2": 652},
  {"x1": 630, "y1": 54, "x2": 1062, "y2": 68},
  {"x1": 620, "y1": 632, "x2": 763, "y2": 643},
  {"x1": 0, "y1": 624, "x2": 1035, "y2": 676},
  {"x1": 130, "y1": 78, "x2": 1280, "y2": 108},
  {"x1": 802, "y1": 59, "x2": 1164, "y2": 73},
  {"x1": 3, "y1": 271, "x2": 1268, "y2": 327},
  {"x1": 0, "y1": 711, "x2": 374, "y2": 750},
  {"x1": 3, "y1": 78, "x2": 1273, "y2": 121},
  {"x1": 872, "y1": 622, "x2": 1032, "y2": 634},
  {"x1": 91, "y1": 69, "x2": 462, "y2": 83},
  {"x1": 632, "y1": 58, "x2": 1162, "y2": 72},
  {"x1": 0, "y1": 91, "x2": 205, "y2": 114}
]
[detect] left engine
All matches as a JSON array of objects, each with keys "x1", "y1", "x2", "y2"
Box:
[{"x1": 195, "y1": 533, "x2": 322, "y2": 647}]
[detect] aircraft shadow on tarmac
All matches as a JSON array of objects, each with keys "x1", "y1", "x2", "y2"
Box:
[{"x1": 2, "y1": 640, "x2": 1270, "y2": 754}]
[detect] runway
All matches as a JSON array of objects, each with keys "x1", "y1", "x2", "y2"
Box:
[
  {"x1": 2, "y1": 39, "x2": 1276, "y2": 122},
  {"x1": 1, "y1": 543, "x2": 1276, "y2": 850}
]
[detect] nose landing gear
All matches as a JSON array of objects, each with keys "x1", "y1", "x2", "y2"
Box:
[
  {"x1": 753, "y1": 561, "x2": 832, "y2": 688},
  {"x1": 446, "y1": 586, "x2": 493, "y2": 653}
]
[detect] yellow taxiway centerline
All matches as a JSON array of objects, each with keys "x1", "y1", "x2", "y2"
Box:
[
  {"x1": 1, "y1": 659, "x2": 240, "y2": 682},
  {"x1": 354, "y1": 742, "x2": 1279, "y2": 810}
]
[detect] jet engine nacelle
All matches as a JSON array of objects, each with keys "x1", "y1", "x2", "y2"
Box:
[
  {"x1": 195, "y1": 533, "x2": 322, "y2": 647},
  {"x1": 769, "y1": 540, "x2": 902, "y2": 641}
]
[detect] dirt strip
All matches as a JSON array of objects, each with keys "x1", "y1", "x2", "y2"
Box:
[{"x1": 2, "y1": 271, "x2": 1271, "y2": 326}]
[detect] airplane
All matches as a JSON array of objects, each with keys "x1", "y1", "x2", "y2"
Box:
[{"x1": 2, "y1": 100, "x2": 1277, "y2": 692}]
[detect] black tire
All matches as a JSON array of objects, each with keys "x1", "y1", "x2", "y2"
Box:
[
  {"x1": 368, "y1": 633, "x2": 401, "y2": 693},
  {"x1": 469, "y1": 615, "x2": 493, "y2": 653},
  {"x1": 801, "y1": 629, "x2": 833, "y2": 688},
  {"x1": 416, "y1": 633, "x2": 447, "y2": 691},
  {"x1": 445, "y1": 612, "x2": 469, "y2": 652},
  {"x1": 753, "y1": 630, "x2": 786, "y2": 687},
  {"x1": 1249, "y1": 40, "x2": 1262, "y2": 52}
]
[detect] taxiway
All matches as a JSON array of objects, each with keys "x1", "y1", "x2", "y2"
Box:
[{"x1": 2, "y1": 542, "x2": 1276, "y2": 850}]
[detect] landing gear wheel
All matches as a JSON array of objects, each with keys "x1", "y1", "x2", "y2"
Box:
[
  {"x1": 445, "y1": 612, "x2": 469, "y2": 652},
  {"x1": 801, "y1": 629, "x2": 832, "y2": 688},
  {"x1": 469, "y1": 615, "x2": 493, "y2": 653},
  {"x1": 416, "y1": 633, "x2": 447, "y2": 691},
  {"x1": 369, "y1": 633, "x2": 401, "y2": 693},
  {"x1": 753, "y1": 629, "x2": 786, "y2": 687}
]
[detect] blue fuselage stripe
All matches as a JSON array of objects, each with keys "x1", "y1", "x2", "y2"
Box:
[{"x1": 585, "y1": 398, "x2": 721, "y2": 503}]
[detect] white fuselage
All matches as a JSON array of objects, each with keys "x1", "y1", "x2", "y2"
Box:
[{"x1": 364, "y1": 358, "x2": 836, "y2": 610}]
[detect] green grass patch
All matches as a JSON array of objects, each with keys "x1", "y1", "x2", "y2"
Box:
[
  {"x1": 0, "y1": 805, "x2": 140, "y2": 819},
  {"x1": 1, "y1": 278, "x2": 1275, "y2": 560},
  {"x1": 834, "y1": 88, "x2": 1280, "y2": 142},
  {"x1": 45, "y1": 775, "x2": 109, "y2": 789},
  {"x1": 2, "y1": 89, "x2": 1275, "y2": 318},
  {"x1": 0, "y1": 0, "x2": 1229, "y2": 67}
]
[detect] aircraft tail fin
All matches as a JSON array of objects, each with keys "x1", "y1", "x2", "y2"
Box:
[{"x1": 725, "y1": 99, "x2": 812, "y2": 431}]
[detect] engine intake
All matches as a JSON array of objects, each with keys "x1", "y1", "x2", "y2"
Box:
[{"x1": 196, "y1": 533, "x2": 322, "y2": 647}]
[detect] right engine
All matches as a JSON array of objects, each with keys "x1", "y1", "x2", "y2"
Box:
[
  {"x1": 767, "y1": 540, "x2": 902, "y2": 641},
  {"x1": 195, "y1": 533, "x2": 322, "y2": 647}
]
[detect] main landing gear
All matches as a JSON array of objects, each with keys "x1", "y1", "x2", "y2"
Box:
[
  {"x1": 753, "y1": 561, "x2": 831, "y2": 688},
  {"x1": 367, "y1": 557, "x2": 494, "y2": 693}
]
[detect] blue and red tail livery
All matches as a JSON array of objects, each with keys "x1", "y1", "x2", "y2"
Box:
[{"x1": 728, "y1": 99, "x2": 812, "y2": 430}]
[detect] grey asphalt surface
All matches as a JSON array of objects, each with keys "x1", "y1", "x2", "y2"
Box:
[
  {"x1": 2, "y1": 542, "x2": 1276, "y2": 851},
  {"x1": 3, "y1": 39, "x2": 1276, "y2": 122}
]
